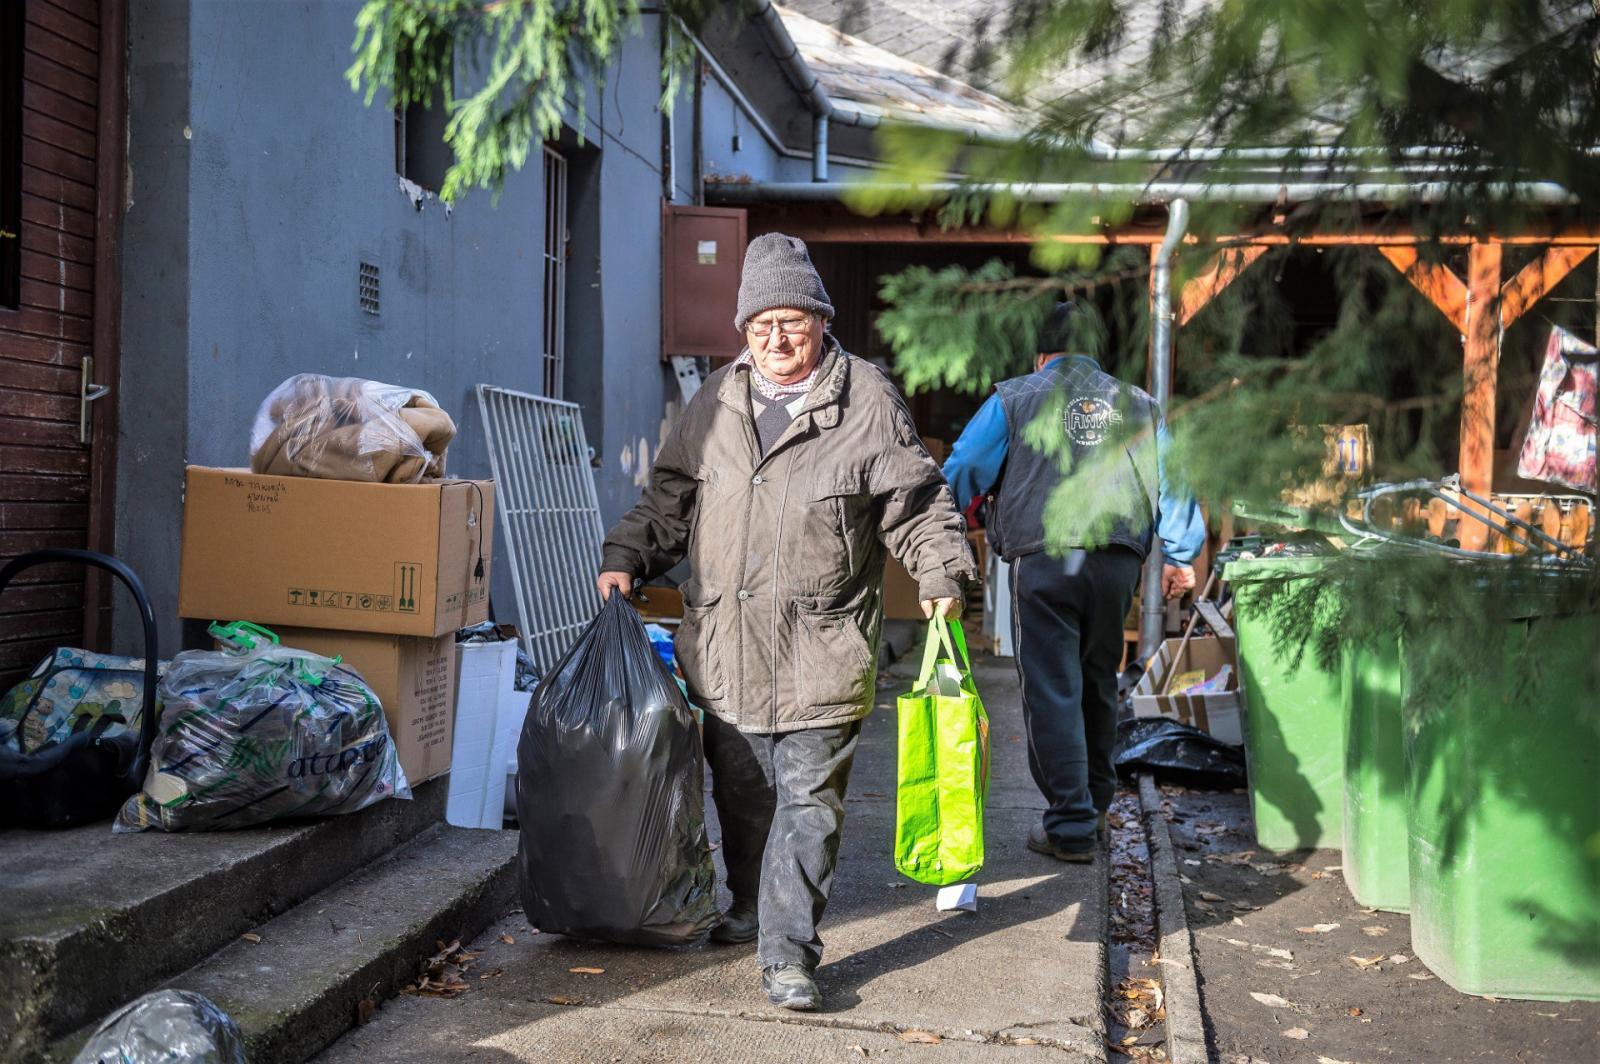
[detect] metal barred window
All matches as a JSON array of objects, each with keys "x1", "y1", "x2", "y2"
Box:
[{"x1": 542, "y1": 145, "x2": 568, "y2": 399}]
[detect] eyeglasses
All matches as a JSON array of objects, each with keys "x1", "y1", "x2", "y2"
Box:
[{"x1": 745, "y1": 317, "x2": 813, "y2": 338}]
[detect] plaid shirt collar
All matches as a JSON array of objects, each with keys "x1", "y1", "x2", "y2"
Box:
[{"x1": 735, "y1": 348, "x2": 819, "y2": 401}]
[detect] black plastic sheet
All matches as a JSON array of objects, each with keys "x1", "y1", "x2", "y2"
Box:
[
  {"x1": 73, "y1": 990, "x2": 245, "y2": 1064},
  {"x1": 516, "y1": 595, "x2": 718, "y2": 946},
  {"x1": 1114, "y1": 716, "x2": 1247, "y2": 788}
]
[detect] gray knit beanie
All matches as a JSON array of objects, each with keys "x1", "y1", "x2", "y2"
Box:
[{"x1": 734, "y1": 233, "x2": 835, "y2": 331}]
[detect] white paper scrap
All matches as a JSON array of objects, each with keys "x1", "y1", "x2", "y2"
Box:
[{"x1": 936, "y1": 883, "x2": 978, "y2": 912}]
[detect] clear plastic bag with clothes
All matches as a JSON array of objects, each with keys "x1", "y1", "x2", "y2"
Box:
[
  {"x1": 516, "y1": 594, "x2": 718, "y2": 946},
  {"x1": 249, "y1": 372, "x2": 456, "y2": 483},
  {"x1": 73, "y1": 989, "x2": 246, "y2": 1064},
  {"x1": 115, "y1": 623, "x2": 410, "y2": 832}
]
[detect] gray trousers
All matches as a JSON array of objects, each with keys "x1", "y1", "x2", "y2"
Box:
[{"x1": 701, "y1": 713, "x2": 861, "y2": 972}]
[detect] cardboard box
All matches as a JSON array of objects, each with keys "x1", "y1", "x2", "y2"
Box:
[
  {"x1": 883, "y1": 556, "x2": 923, "y2": 620},
  {"x1": 1131, "y1": 633, "x2": 1242, "y2": 744},
  {"x1": 179, "y1": 466, "x2": 494, "y2": 637},
  {"x1": 446, "y1": 638, "x2": 525, "y2": 830},
  {"x1": 1282, "y1": 424, "x2": 1372, "y2": 511},
  {"x1": 272, "y1": 626, "x2": 458, "y2": 784}
]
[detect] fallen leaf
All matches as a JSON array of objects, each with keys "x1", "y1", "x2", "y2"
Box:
[
  {"x1": 897, "y1": 1030, "x2": 942, "y2": 1045},
  {"x1": 1349, "y1": 954, "x2": 1384, "y2": 969},
  {"x1": 1318, "y1": 1057, "x2": 1359, "y2": 1064},
  {"x1": 1347, "y1": 1007, "x2": 1362, "y2": 1017},
  {"x1": 500, "y1": 934, "x2": 516, "y2": 945},
  {"x1": 1283, "y1": 1027, "x2": 1309, "y2": 1040},
  {"x1": 1011, "y1": 1036, "x2": 1040, "y2": 1045},
  {"x1": 1250, "y1": 992, "x2": 1291, "y2": 1008},
  {"x1": 1361, "y1": 925, "x2": 1390, "y2": 937},
  {"x1": 355, "y1": 998, "x2": 377, "y2": 1025},
  {"x1": 478, "y1": 968, "x2": 504, "y2": 980},
  {"x1": 1125, "y1": 1006, "x2": 1150, "y2": 1028},
  {"x1": 1194, "y1": 900, "x2": 1216, "y2": 912},
  {"x1": 1388, "y1": 954, "x2": 1410, "y2": 964},
  {"x1": 240, "y1": 933, "x2": 263, "y2": 944},
  {"x1": 1200, "y1": 891, "x2": 1225, "y2": 902},
  {"x1": 1483, "y1": 995, "x2": 1502, "y2": 1003},
  {"x1": 1408, "y1": 972, "x2": 1436, "y2": 981},
  {"x1": 848, "y1": 1046, "x2": 868, "y2": 1058},
  {"x1": 1296, "y1": 923, "x2": 1340, "y2": 934},
  {"x1": 569, "y1": 966, "x2": 606, "y2": 975},
  {"x1": 546, "y1": 995, "x2": 584, "y2": 1006}
]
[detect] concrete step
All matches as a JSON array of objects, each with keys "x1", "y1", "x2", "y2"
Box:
[
  {"x1": 1, "y1": 778, "x2": 447, "y2": 1060},
  {"x1": 53, "y1": 825, "x2": 519, "y2": 1064}
]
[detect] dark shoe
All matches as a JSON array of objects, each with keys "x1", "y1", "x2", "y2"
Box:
[
  {"x1": 709, "y1": 899, "x2": 758, "y2": 945},
  {"x1": 1028, "y1": 825, "x2": 1095, "y2": 864},
  {"x1": 761, "y1": 963, "x2": 820, "y2": 1011}
]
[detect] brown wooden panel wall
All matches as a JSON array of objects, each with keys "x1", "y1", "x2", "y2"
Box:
[{"x1": 0, "y1": 0, "x2": 104, "y2": 682}]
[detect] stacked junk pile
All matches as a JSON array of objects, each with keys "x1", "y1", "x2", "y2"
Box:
[
  {"x1": 1123, "y1": 334, "x2": 1598, "y2": 1006},
  {"x1": 0, "y1": 374, "x2": 539, "y2": 1060}
]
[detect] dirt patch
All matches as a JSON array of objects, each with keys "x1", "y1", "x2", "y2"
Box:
[{"x1": 1155, "y1": 785, "x2": 1600, "y2": 1063}]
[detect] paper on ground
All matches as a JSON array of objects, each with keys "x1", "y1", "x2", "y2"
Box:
[{"x1": 936, "y1": 882, "x2": 978, "y2": 912}]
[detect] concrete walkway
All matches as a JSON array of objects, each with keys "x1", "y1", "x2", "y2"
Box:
[{"x1": 319, "y1": 653, "x2": 1108, "y2": 1064}]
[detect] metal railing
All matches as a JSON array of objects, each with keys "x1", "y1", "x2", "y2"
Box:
[{"x1": 477, "y1": 384, "x2": 605, "y2": 675}]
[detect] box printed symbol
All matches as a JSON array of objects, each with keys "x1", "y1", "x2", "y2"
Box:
[
  {"x1": 288, "y1": 589, "x2": 305, "y2": 606},
  {"x1": 396, "y1": 563, "x2": 421, "y2": 613},
  {"x1": 308, "y1": 590, "x2": 320, "y2": 606},
  {"x1": 359, "y1": 595, "x2": 373, "y2": 610},
  {"x1": 377, "y1": 595, "x2": 392, "y2": 611},
  {"x1": 324, "y1": 589, "x2": 340, "y2": 607}
]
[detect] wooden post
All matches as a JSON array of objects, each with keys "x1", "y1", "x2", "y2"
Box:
[
  {"x1": 1458, "y1": 243, "x2": 1503, "y2": 550},
  {"x1": 1177, "y1": 245, "x2": 1268, "y2": 326}
]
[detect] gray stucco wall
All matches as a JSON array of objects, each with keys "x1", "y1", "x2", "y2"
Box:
[{"x1": 117, "y1": 2, "x2": 678, "y2": 651}]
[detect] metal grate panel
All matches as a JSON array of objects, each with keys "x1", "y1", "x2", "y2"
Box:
[{"x1": 477, "y1": 383, "x2": 605, "y2": 675}]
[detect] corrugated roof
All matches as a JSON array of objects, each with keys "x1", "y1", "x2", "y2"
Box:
[{"x1": 776, "y1": 4, "x2": 1027, "y2": 137}]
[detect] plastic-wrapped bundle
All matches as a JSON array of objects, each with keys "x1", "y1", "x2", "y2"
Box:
[
  {"x1": 73, "y1": 990, "x2": 245, "y2": 1064},
  {"x1": 249, "y1": 373, "x2": 456, "y2": 483},
  {"x1": 517, "y1": 595, "x2": 718, "y2": 945},
  {"x1": 115, "y1": 623, "x2": 410, "y2": 832}
]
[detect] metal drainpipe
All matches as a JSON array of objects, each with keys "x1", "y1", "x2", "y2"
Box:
[
  {"x1": 1138, "y1": 198, "x2": 1191, "y2": 663},
  {"x1": 813, "y1": 113, "x2": 829, "y2": 182}
]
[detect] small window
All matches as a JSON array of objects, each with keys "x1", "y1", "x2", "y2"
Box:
[
  {"x1": 0, "y1": 0, "x2": 23, "y2": 309},
  {"x1": 396, "y1": 94, "x2": 450, "y2": 193}
]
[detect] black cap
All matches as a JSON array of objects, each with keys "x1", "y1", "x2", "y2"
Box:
[{"x1": 1037, "y1": 301, "x2": 1078, "y2": 355}]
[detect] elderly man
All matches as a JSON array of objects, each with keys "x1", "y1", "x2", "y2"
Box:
[
  {"x1": 598, "y1": 233, "x2": 974, "y2": 1011},
  {"x1": 943, "y1": 302, "x2": 1206, "y2": 863}
]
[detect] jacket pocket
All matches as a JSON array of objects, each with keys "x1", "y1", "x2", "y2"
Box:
[
  {"x1": 793, "y1": 603, "x2": 874, "y2": 710},
  {"x1": 677, "y1": 587, "x2": 727, "y2": 703}
]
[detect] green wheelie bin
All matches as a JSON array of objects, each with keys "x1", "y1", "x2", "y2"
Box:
[
  {"x1": 1402, "y1": 584, "x2": 1600, "y2": 1000},
  {"x1": 1340, "y1": 634, "x2": 1409, "y2": 912},
  {"x1": 1227, "y1": 554, "x2": 1346, "y2": 852}
]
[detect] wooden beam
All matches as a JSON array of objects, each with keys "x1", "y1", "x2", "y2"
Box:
[
  {"x1": 1177, "y1": 246, "x2": 1267, "y2": 325},
  {"x1": 1458, "y1": 243, "x2": 1503, "y2": 550},
  {"x1": 1377, "y1": 246, "x2": 1468, "y2": 331},
  {"x1": 1499, "y1": 245, "x2": 1596, "y2": 327}
]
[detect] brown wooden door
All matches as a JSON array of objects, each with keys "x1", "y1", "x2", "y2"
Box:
[
  {"x1": 662, "y1": 205, "x2": 746, "y2": 362},
  {"x1": 0, "y1": 0, "x2": 123, "y2": 685}
]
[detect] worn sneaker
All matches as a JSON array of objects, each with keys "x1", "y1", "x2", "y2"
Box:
[
  {"x1": 761, "y1": 963, "x2": 820, "y2": 1011},
  {"x1": 709, "y1": 899, "x2": 759, "y2": 945},
  {"x1": 1027, "y1": 824, "x2": 1095, "y2": 864}
]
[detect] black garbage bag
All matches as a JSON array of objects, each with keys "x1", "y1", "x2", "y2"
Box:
[
  {"x1": 516, "y1": 594, "x2": 718, "y2": 946},
  {"x1": 1114, "y1": 716, "x2": 1247, "y2": 788},
  {"x1": 73, "y1": 989, "x2": 245, "y2": 1064}
]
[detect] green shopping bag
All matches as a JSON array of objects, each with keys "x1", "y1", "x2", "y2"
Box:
[{"x1": 894, "y1": 616, "x2": 990, "y2": 886}]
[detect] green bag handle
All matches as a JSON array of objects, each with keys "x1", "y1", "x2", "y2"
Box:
[
  {"x1": 208, "y1": 620, "x2": 281, "y2": 651},
  {"x1": 916, "y1": 614, "x2": 972, "y2": 689}
]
